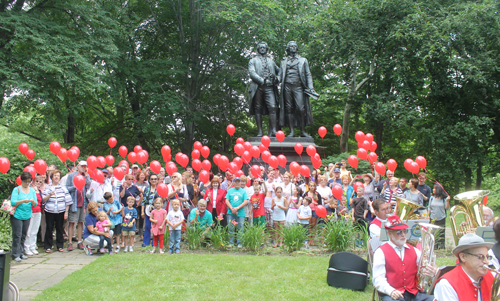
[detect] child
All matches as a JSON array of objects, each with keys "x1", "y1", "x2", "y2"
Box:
[
  {"x1": 250, "y1": 180, "x2": 267, "y2": 227},
  {"x1": 285, "y1": 185, "x2": 302, "y2": 226},
  {"x1": 95, "y1": 211, "x2": 113, "y2": 254},
  {"x1": 150, "y1": 198, "x2": 168, "y2": 254},
  {"x1": 297, "y1": 197, "x2": 312, "y2": 246},
  {"x1": 350, "y1": 186, "x2": 368, "y2": 247},
  {"x1": 103, "y1": 192, "x2": 123, "y2": 253},
  {"x1": 166, "y1": 199, "x2": 184, "y2": 254},
  {"x1": 264, "y1": 190, "x2": 273, "y2": 228},
  {"x1": 122, "y1": 196, "x2": 138, "y2": 252},
  {"x1": 271, "y1": 186, "x2": 289, "y2": 247}
]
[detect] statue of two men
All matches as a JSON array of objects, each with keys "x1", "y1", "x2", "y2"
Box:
[{"x1": 248, "y1": 41, "x2": 317, "y2": 138}]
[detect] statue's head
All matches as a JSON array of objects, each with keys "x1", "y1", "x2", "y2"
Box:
[
  {"x1": 286, "y1": 41, "x2": 298, "y2": 55},
  {"x1": 257, "y1": 42, "x2": 269, "y2": 55}
]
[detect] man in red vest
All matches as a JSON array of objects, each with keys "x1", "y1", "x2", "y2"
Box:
[
  {"x1": 373, "y1": 215, "x2": 436, "y2": 301},
  {"x1": 434, "y1": 233, "x2": 494, "y2": 301},
  {"x1": 369, "y1": 198, "x2": 390, "y2": 239}
]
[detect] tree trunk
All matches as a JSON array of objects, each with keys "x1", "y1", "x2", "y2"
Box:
[
  {"x1": 475, "y1": 161, "x2": 483, "y2": 189},
  {"x1": 182, "y1": 120, "x2": 195, "y2": 156},
  {"x1": 340, "y1": 101, "x2": 352, "y2": 152},
  {"x1": 375, "y1": 123, "x2": 383, "y2": 157},
  {"x1": 65, "y1": 114, "x2": 75, "y2": 143},
  {"x1": 464, "y1": 167, "x2": 472, "y2": 191}
]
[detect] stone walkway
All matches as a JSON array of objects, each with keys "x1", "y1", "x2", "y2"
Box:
[{"x1": 9, "y1": 249, "x2": 98, "y2": 300}]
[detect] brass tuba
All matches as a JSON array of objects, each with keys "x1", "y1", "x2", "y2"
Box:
[
  {"x1": 416, "y1": 223, "x2": 441, "y2": 292},
  {"x1": 450, "y1": 190, "x2": 489, "y2": 245},
  {"x1": 394, "y1": 197, "x2": 422, "y2": 221},
  {"x1": 482, "y1": 265, "x2": 500, "y2": 301}
]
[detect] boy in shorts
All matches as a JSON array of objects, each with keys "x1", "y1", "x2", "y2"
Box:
[
  {"x1": 103, "y1": 192, "x2": 123, "y2": 253},
  {"x1": 122, "y1": 196, "x2": 137, "y2": 252}
]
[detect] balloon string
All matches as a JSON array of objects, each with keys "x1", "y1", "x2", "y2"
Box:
[
  {"x1": 300, "y1": 154, "x2": 303, "y2": 165},
  {"x1": 8, "y1": 179, "x2": 13, "y2": 184},
  {"x1": 231, "y1": 137, "x2": 233, "y2": 160},
  {"x1": 425, "y1": 170, "x2": 450, "y2": 197}
]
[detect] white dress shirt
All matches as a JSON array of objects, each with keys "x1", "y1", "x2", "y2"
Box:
[
  {"x1": 369, "y1": 217, "x2": 386, "y2": 239},
  {"x1": 372, "y1": 240, "x2": 421, "y2": 296},
  {"x1": 86, "y1": 180, "x2": 113, "y2": 204},
  {"x1": 434, "y1": 267, "x2": 482, "y2": 301}
]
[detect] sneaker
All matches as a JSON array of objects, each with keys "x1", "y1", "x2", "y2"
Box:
[
  {"x1": 20, "y1": 254, "x2": 28, "y2": 260},
  {"x1": 67, "y1": 243, "x2": 73, "y2": 251},
  {"x1": 109, "y1": 251, "x2": 113, "y2": 255},
  {"x1": 99, "y1": 248, "x2": 106, "y2": 253},
  {"x1": 227, "y1": 245, "x2": 233, "y2": 249},
  {"x1": 84, "y1": 245, "x2": 93, "y2": 256},
  {"x1": 175, "y1": 250, "x2": 180, "y2": 254},
  {"x1": 115, "y1": 246, "x2": 120, "y2": 253},
  {"x1": 25, "y1": 250, "x2": 34, "y2": 256},
  {"x1": 150, "y1": 249, "x2": 155, "y2": 254},
  {"x1": 168, "y1": 250, "x2": 172, "y2": 254},
  {"x1": 13, "y1": 257, "x2": 21, "y2": 262},
  {"x1": 123, "y1": 246, "x2": 128, "y2": 253},
  {"x1": 237, "y1": 244, "x2": 242, "y2": 249},
  {"x1": 77, "y1": 242, "x2": 84, "y2": 250},
  {"x1": 31, "y1": 248, "x2": 39, "y2": 255},
  {"x1": 129, "y1": 247, "x2": 134, "y2": 252},
  {"x1": 159, "y1": 249, "x2": 164, "y2": 254}
]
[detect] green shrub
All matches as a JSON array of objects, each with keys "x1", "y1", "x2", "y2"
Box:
[
  {"x1": 162, "y1": 229, "x2": 170, "y2": 250},
  {"x1": 241, "y1": 223, "x2": 267, "y2": 252},
  {"x1": 322, "y1": 219, "x2": 356, "y2": 252},
  {"x1": 482, "y1": 173, "x2": 500, "y2": 213},
  {"x1": 186, "y1": 226, "x2": 205, "y2": 250},
  {"x1": 0, "y1": 212, "x2": 11, "y2": 251},
  {"x1": 210, "y1": 220, "x2": 229, "y2": 250},
  {"x1": 280, "y1": 224, "x2": 308, "y2": 252}
]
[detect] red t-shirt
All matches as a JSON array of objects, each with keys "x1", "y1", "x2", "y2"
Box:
[{"x1": 250, "y1": 193, "x2": 266, "y2": 217}]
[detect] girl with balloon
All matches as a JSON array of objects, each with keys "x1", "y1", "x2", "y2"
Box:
[{"x1": 302, "y1": 181, "x2": 322, "y2": 246}]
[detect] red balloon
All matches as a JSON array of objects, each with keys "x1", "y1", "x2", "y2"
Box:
[
  {"x1": 163, "y1": 154, "x2": 172, "y2": 163},
  {"x1": 0, "y1": 157, "x2": 10, "y2": 174},
  {"x1": 300, "y1": 165, "x2": 310, "y2": 177},
  {"x1": 23, "y1": 166, "x2": 36, "y2": 179},
  {"x1": 106, "y1": 155, "x2": 115, "y2": 166},
  {"x1": 228, "y1": 162, "x2": 238, "y2": 174},
  {"x1": 191, "y1": 149, "x2": 201, "y2": 160},
  {"x1": 234, "y1": 144, "x2": 245, "y2": 156},
  {"x1": 306, "y1": 145, "x2": 316, "y2": 157},
  {"x1": 242, "y1": 151, "x2": 252, "y2": 164},
  {"x1": 370, "y1": 141, "x2": 377, "y2": 152},
  {"x1": 87, "y1": 156, "x2": 98, "y2": 170},
  {"x1": 57, "y1": 148, "x2": 68, "y2": 162},
  {"x1": 331, "y1": 184, "x2": 342, "y2": 200},
  {"x1": 134, "y1": 145, "x2": 142, "y2": 153},
  {"x1": 142, "y1": 150, "x2": 149, "y2": 163},
  {"x1": 73, "y1": 174, "x2": 86, "y2": 190},
  {"x1": 268, "y1": 156, "x2": 279, "y2": 169},
  {"x1": 127, "y1": 152, "x2": 137, "y2": 164},
  {"x1": 201, "y1": 146, "x2": 210, "y2": 159},
  {"x1": 218, "y1": 156, "x2": 229, "y2": 171},
  {"x1": 179, "y1": 154, "x2": 189, "y2": 168},
  {"x1": 277, "y1": 155, "x2": 287, "y2": 168},
  {"x1": 289, "y1": 161, "x2": 300, "y2": 177},
  {"x1": 150, "y1": 160, "x2": 162, "y2": 174},
  {"x1": 108, "y1": 137, "x2": 117, "y2": 148},
  {"x1": 119, "y1": 160, "x2": 129, "y2": 172},
  {"x1": 348, "y1": 155, "x2": 359, "y2": 169},
  {"x1": 415, "y1": 156, "x2": 427, "y2": 169},
  {"x1": 19, "y1": 143, "x2": 29, "y2": 155},
  {"x1": 410, "y1": 162, "x2": 420, "y2": 174},
  {"x1": 251, "y1": 165, "x2": 261, "y2": 178},
  {"x1": 361, "y1": 140, "x2": 370, "y2": 150},
  {"x1": 201, "y1": 160, "x2": 211, "y2": 171},
  {"x1": 199, "y1": 170, "x2": 209, "y2": 183},
  {"x1": 16, "y1": 176, "x2": 22, "y2": 186},
  {"x1": 94, "y1": 170, "x2": 105, "y2": 184},
  {"x1": 234, "y1": 170, "x2": 244, "y2": 178},
  {"x1": 261, "y1": 150, "x2": 271, "y2": 163},
  {"x1": 313, "y1": 153, "x2": 321, "y2": 162},
  {"x1": 226, "y1": 124, "x2": 235, "y2": 136},
  {"x1": 233, "y1": 157, "x2": 243, "y2": 170},
  {"x1": 193, "y1": 141, "x2": 202, "y2": 150},
  {"x1": 175, "y1": 152, "x2": 182, "y2": 164},
  {"x1": 161, "y1": 145, "x2": 171, "y2": 158},
  {"x1": 355, "y1": 131, "x2": 365, "y2": 143},
  {"x1": 67, "y1": 149, "x2": 79, "y2": 162},
  {"x1": 368, "y1": 152, "x2": 378, "y2": 164},
  {"x1": 484, "y1": 195, "x2": 489, "y2": 206},
  {"x1": 261, "y1": 135, "x2": 271, "y2": 148},
  {"x1": 404, "y1": 159, "x2": 414, "y2": 173},
  {"x1": 312, "y1": 157, "x2": 322, "y2": 170},
  {"x1": 166, "y1": 162, "x2": 177, "y2": 176},
  {"x1": 34, "y1": 159, "x2": 47, "y2": 175},
  {"x1": 316, "y1": 205, "x2": 327, "y2": 218},
  {"x1": 97, "y1": 156, "x2": 106, "y2": 168},
  {"x1": 276, "y1": 131, "x2": 285, "y2": 142},
  {"x1": 213, "y1": 154, "x2": 221, "y2": 166},
  {"x1": 353, "y1": 181, "x2": 363, "y2": 193},
  {"x1": 242, "y1": 142, "x2": 251, "y2": 152},
  {"x1": 258, "y1": 144, "x2": 267, "y2": 153},
  {"x1": 318, "y1": 126, "x2": 327, "y2": 138},
  {"x1": 387, "y1": 159, "x2": 397, "y2": 172},
  {"x1": 357, "y1": 148, "x2": 368, "y2": 161},
  {"x1": 375, "y1": 162, "x2": 386, "y2": 175},
  {"x1": 251, "y1": 146, "x2": 260, "y2": 158},
  {"x1": 26, "y1": 149, "x2": 35, "y2": 160},
  {"x1": 236, "y1": 137, "x2": 245, "y2": 145},
  {"x1": 365, "y1": 133, "x2": 374, "y2": 144},
  {"x1": 333, "y1": 124, "x2": 342, "y2": 136},
  {"x1": 157, "y1": 183, "x2": 169, "y2": 198},
  {"x1": 294, "y1": 143, "x2": 303, "y2": 156},
  {"x1": 192, "y1": 159, "x2": 202, "y2": 172},
  {"x1": 49, "y1": 141, "x2": 61, "y2": 155},
  {"x1": 119, "y1": 146, "x2": 128, "y2": 158},
  {"x1": 70, "y1": 146, "x2": 80, "y2": 157}
]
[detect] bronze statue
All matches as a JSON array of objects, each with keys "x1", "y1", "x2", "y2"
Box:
[
  {"x1": 248, "y1": 42, "x2": 280, "y2": 137},
  {"x1": 278, "y1": 41, "x2": 318, "y2": 138}
]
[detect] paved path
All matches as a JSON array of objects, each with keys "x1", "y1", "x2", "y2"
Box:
[{"x1": 9, "y1": 249, "x2": 98, "y2": 300}]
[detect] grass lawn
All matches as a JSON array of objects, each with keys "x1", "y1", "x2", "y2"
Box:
[{"x1": 33, "y1": 252, "x2": 457, "y2": 301}]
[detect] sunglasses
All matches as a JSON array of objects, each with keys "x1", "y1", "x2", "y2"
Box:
[{"x1": 394, "y1": 229, "x2": 408, "y2": 236}]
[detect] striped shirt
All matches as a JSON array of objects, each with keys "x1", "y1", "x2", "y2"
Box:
[
  {"x1": 42, "y1": 184, "x2": 73, "y2": 213},
  {"x1": 383, "y1": 187, "x2": 403, "y2": 204}
]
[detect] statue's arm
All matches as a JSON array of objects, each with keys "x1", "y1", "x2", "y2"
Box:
[
  {"x1": 303, "y1": 59, "x2": 314, "y2": 90},
  {"x1": 248, "y1": 59, "x2": 264, "y2": 85}
]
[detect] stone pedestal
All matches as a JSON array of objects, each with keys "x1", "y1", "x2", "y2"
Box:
[{"x1": 245, "y1": 137, "x2": 326, "y2": 173}]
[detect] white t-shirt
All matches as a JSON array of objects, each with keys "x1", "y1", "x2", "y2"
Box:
[
  {"x1": 281, "y1": 182, "x2": 294, "y2": 198},
  {"x1": 212, "y1": 190, "x2": 218, "y2": 209},
  {"x1": 316, "y1": 185, "x2": 332, "y2": 203},
  {"x1": 166, "y1": 209, "x2": 185, "y2": 230},
  {"x1": 298, "y1": 205, "x2": 312, "y2": 224}
]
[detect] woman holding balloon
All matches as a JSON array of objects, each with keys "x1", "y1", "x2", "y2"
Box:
[{"x1": 302, "y1": 181, "x2": 322, "y2": 246}]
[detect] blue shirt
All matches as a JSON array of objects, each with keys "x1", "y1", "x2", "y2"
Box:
[
  {"x1": 122, "y1": 207, "x2": 137, "y2": 231},
  {"x1": 83, "y1": 213, "x2": 98, "y2": 240},
  {"x1": 103, "y1": 200, "x2": 123, "y2": 225},
  {"x1": 225, "y1": 187, "x2": 249, "y2": 217},
  {"x1": 10, "y1": 186, "x2": 37, "y2": 220}
]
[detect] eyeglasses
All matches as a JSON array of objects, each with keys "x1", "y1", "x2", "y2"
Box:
[
  {"x1": 463, "y1": 252, "x2": 492, "y2": 261},
  {"x1": 394, "y1": 229, "x2": 408, "y2": 236},
  {"x1": 171, "y1": 176, "x2": 177, "y2": 178},
  {"x1": 150, "y1": 178, "x2": 158, "y2": 181}
]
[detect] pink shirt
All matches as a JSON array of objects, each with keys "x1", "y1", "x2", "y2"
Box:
[
  {"x1": 95, "y1": 221, "x2": 108, "y2": 232},
  {"x1": 150, "y1": 209, "x2": 167, "y2": 236}
]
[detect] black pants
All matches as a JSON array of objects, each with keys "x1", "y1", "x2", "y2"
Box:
[
  {"x1": 10, "y1": 216, "x2": 30, "y2": 259},
  {"x1": 284, "y1": 83, "x2": 305, "y2": 114},
  {"x1": 253, "y1": 86, "x2": 276, "y2": 114},
  {"x1": 379, "y1": 291, "x2": 433, "y2": 301},
  {"x1": 212, "y1": 207, "x2": 227, "y2": 227},
  {"x1": 99, "y1": 235, "x2": 112, "y2": 252},
  {"x1": 44, "y1": 211, "x2": 65, "y2": 250}
]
